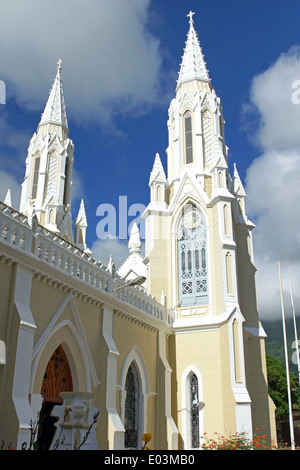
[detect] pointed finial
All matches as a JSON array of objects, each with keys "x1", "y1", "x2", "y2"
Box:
[
  {"x1": 107, "y1": 254, "x2": 115, "y2": 277},
  {"x1": 4, "y1": 189, "x2": 12, "y2": 207},
  {"x1": 75, "y1": 198, "x2": 87, "y2": 226},
  {"x1": 153, "y1": 153, "x2": 162, "y2": 169},
  {"x1": 187, "y1": 11, "x2": 195, "y2": 25},
  {"x1": 161, "y1": 288, "x2": 167, "y2": 307},
  {"x1": 232, "y1": 163, "x2": 246, "y2": 197},
  {"x1": 128, "y1": 221, "x2": 142, "y2": 254}
]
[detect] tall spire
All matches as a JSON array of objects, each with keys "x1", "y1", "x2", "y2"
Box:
[
  {"x1": 177, "y1": 11, "x2": 210, "y2": 90},
  {"x1": 39, "y1": 59, "x2": 68, "y2": 130},
  {"x1": 19, "y1": 58, "x2": 75, "y2": 243}
]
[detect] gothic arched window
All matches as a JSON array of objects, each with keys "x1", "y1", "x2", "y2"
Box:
[
  {"x1": 190, "y1": 374, "x2": 200, "y2": 448},
  {"x1": 184, "y1": 111, "x2": 193, "y2": 164},
  {"x1": 202, "y1": 109, "x2": 213, "y2": 166},
  {"x1": 226, "y1": 252, "x2": 234, "y2": 295},
  {"x1": 223, "y1": 204, "x2": 230, "y2": 236},
  {"x1": 63, "y1": 157, "x2": 70, "y2": 206},
  {"x1": 178, "y1": 205, "x2": 208, "y2": 307},
  {"x1": 31, "y1": 152, "x2": 41, "y2": 199},
  {"x1": 124, "y1": 362, "x2": 140, "y2": 449},
  {"x1": 46, "y1": 150, "x2": 59, "y2": 199}
]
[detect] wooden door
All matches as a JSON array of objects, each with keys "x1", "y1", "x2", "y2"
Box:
[
  {"x1": 41, "y1": 345, "x2": 73, "y2": 403},
  {"x1": 38, "y1": 345, "x2": 73, "y2": 450}
]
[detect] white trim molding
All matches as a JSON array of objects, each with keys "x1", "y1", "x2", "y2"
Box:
[{"x1": 181, "y1": 365, "x2": 204, "y2": 450}]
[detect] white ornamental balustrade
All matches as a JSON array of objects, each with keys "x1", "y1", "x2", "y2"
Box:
[
  {"x1": 0, "y1": 203, "x2": 32, "y2": 252},
  {"x1": 34, "y1": 228, "x2": 113, "y2": 295},
  {"x1": 113, "y1": 279, "x2": 174, "y2": 325},
  {"x1": 0, "y1": 203, "x2": 175, "y2": 326}
]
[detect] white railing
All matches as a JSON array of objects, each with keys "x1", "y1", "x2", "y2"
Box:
[{"x1": 0, "y1": 203, "x2": 175, "y2": 326}]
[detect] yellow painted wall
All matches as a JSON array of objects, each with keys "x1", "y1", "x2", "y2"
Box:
[
  {"x1": 244, "y1": 333, "x2": 277, "y2": 444},
  {"x1": 0, "y1": 262, "x2": 20, "y2": 446},
  {"x1": 169, "y1": 324, "x2": 237, "y2": 448},
  {"x1": 113, "y1": 314, "x2": 159, "y2": 446}
]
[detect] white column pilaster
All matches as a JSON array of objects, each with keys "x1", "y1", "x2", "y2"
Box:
[
  {"x1": 12, "y1": 264, "x2": 36, "y2": 449},
  {"x1": 102, "y1": 304, "x2": 124, "y2": 449},
  {"x1": 158, "y1": 330, "x2": 179, "y2": 449}
]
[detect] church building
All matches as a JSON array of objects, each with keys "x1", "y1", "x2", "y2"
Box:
[{"x1": 0, "y1": 12, "x2": 276, "y2": 450}]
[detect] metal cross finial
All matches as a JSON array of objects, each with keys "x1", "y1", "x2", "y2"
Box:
[{"x1": 187, "y1": 11, "x2": 195, "y2": 25}]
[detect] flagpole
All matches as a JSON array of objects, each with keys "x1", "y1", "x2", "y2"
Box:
[
  {"x1": 278, "y1": 261, "x2": 295, "y2": 450},
  {"x1": 289, "y1": 273, "x2": 300, "y2": 387}
]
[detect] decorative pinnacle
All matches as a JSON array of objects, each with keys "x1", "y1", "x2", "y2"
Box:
[{"x1": 128, "y1": 221, "x2": 142, "y2": 254}]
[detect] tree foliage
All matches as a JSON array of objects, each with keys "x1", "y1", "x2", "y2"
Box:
[{"x1": 266, "y1": 354, "x2": 300, "y2": 419}]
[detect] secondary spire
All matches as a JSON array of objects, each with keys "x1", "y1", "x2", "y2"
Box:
[{"x1": 177, "y1": 11, "x2": 210, "y2": 90}]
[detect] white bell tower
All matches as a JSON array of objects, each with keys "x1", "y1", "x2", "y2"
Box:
[
  {"x1": 142, "y1": 12, "x2": 275, "y2": 447},
  {"x1": 19, "y1": 60, "x2": 75, "y2": 243},
  {"x1": 144, "y1": 11, "x2": 236, "y2": 312}
]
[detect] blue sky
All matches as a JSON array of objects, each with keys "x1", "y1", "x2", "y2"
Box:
[{"x1": 1, "y1": 0, "x2": 300, "y2": 319}]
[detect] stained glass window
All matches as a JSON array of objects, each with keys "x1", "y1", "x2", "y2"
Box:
[
  {"x1": 190, "y1": 374, "x2": 200, "y2": 448},
  {"x1": 178, "y1": 205, "x2": 208, "y2": 306},
  {"x1": 31, "y1": 153, "x2": 40, "y2": 199},
  {"x1": 184, "y1": 111, "x2": 193, "y2": 164},
  {"x1": 124, "y1": 363, "x2": 140, "y2": 449}
]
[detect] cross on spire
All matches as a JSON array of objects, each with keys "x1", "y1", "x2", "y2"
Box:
[
  {"x1": 187, "y1": 11, "x2": 195, "y2": 25},
  {"x1": 56, "y1": 59, "x2": 63, "y2": 75}
]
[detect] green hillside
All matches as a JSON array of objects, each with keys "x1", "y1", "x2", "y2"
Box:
[{"x1": 263, "y1": 317, "x2": 300, "y2": 376}]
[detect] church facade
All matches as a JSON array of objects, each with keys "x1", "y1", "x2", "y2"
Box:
[{"x1": 0, "y1": 13, "x2": 276, "y2": 450}]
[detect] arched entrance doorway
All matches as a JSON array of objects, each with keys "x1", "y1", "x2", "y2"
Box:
[{"x1": 38, "y1": 345, "x2": 73, "y2": 450}]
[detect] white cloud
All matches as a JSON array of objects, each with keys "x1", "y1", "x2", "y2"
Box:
[
  {"x1": 91, "y1": 237, "x2": 129, "y2": 270},
  {"x1": 244, "y1": 47, "x2": 300, "y2": 320},
  {"x1": 71, "y1": 167, "x2": 85, "y2": 204},
  {"x1": 91, "y1": 236, "x2": 145, "y2": 272},
  {"x1": 0, "y1": 0, "x2": 166, "y2": 127},
  {"x1": 0, "y1": 115, "x2": 31, "y2": 170},
  {"x1": 0, "y1": 169, "x2": 21, "y2": 209},
  {"x1": 248, "y1": 46, "x2": 300, "y2": 150}
]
